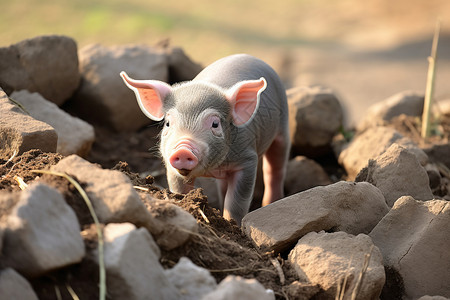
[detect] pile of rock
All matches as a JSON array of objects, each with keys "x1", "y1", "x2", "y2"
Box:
[
  {"x1": 0, "y1": 35, "x2": 275, "y2": 300},
  {"x1": 1, "y1": 34, "x2": 450, "y2": 299},
  {"x1": 0, "y1": 154, "x2": 277, "y2": 300},
  {"x1": 0, "y1": 35, "x2": 202, "y2": 161},
  {"x1": 242, "y1": 90, "x2": 450, "y2": 299}
]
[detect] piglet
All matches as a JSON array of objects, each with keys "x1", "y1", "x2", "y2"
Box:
[{"x1": 121, "y1": 54, "x2": 290, "y2": 225}]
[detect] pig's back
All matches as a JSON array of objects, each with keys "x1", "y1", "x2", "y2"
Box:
[
  {"x1": 194, "y1": 54, "x2": 288, "y2": 156},
  {"x1": 194, "y1": 54, "x2": 281, "y2": 90}
]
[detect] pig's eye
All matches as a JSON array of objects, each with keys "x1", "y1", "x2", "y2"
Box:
[
  {"x1": 165, "y1": 120, "x2": 170, "y2": 127},
  {"x1": 208, "y1": 116, "x2": 222, "y2": 137}
]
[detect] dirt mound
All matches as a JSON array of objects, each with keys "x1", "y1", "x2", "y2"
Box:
[{"x1": 0, "y1": 149, "x2": 300, "y2": 300}]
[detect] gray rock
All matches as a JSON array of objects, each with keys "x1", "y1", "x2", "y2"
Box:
[
  {"x1": 242, "y1": 181, "x2": 388, "y2": 253},
  {"x1": 357, "y1": 90, "x2": 424, "y2": 132},
  {"x1": 71, "y1": 43, "x2": 168, "y2": 131},
  {"x1": 165, "y1": 257, "x2": 217, "y2": 300},
  {"x1": 11, "y1": 90, "x2": 95, "y2": 157},
  {"x1": 143, "y1": 194, "x2": 198, "y2": 251},
  {"x1": 370, "y1": 197, "x2": 450, "y2": 299},
  {"x1": 104, "y1": 222, "x2": 161, "y2": 257},
  {"x1": 284, "y1": 156, "x2": 332, "y2": 196},
  {"x1": 356, "y1": 143, "x2": 433, "y2": 206},
  {"x1": 2, "y1": 183, "x2": 85, "y2": 277},
  {"x1": 102, "y1": 223, "x2": 180, "y2": 300},
  {"x1": 288, "y1": 231, "x2": 385, "y2": 300},
  {"x1": 0, "y1": 88, "x2": 57, "y2": 160},
  {"x1": 282, "y1": 281, "x2": 321, "y2": 300},
  {"x1": 202, "y1": 275, "x2": 274, "y2": 300},
  {"x1": 418, "y1": 296, "x2": 450, "y2": 300},
  {"x1": 424, "y1": 163, "x2": 443, "y2": 191},
  {"x1": 0, "y1": 35, "x2": 79, "y2": 105},
  {"x1": 0, "y1": 268, "x2": 39, "y2": 300},
  {"x1": 287, "y1": 85, "x2": 344, "y2": 157},
  {"x1": 166, "y1": 46, "x2": 203, "y2": 83},
  {"x1": 423, "y1": 143, "x2": 450, "y2": 170},
  {"x1": 51, "y1": 155, "x2": 163, "y2": 236},
  {"x1": 338, "y1": 126, "x2": 428, "y2": 180}
]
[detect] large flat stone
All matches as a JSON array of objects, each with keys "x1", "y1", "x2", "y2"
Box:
[
  {"x1": 0, "y1": 88, "x2": 57, "y2": 160},
  {"x1": 11, "y1": 90, "x2": 95, "y2": 157},
  {"x1": 242, "y1": 181, "x2": 388, "y2": 253}
]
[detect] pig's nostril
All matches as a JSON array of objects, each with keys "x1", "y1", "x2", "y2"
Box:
[{"x1": 169, "y1": 147, "x2": 199, "y2": 172}]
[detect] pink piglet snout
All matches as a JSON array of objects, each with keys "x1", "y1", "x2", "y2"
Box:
[{"x1": 169, "y1": 143, "x2": 199, "y2": 175}]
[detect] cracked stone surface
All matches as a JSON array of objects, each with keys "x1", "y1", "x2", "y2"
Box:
[{"x1": 370, "y1": 196, "x2": 450, "y2": 299}]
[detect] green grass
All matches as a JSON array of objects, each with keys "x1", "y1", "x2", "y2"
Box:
[
  {"x1": 2, "y1": 0, "x2": 445, "y2": 67},
  {"x1": 0, "y1": 0, "x2": 325, "y2": 64}
]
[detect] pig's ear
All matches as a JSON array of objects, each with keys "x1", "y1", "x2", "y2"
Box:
[
  {"x1": 120, "y1": 71, "x2": 171, "y2": 121},
  {"x1": 226, "y1": 77, "x2": 267, "y2": 126}
]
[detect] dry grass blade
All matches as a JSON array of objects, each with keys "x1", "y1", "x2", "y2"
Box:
[
  {"x1": 7, "y1": 96, "x2": 30, "y2": 115},
  {"x1": 2, "y1": 150, "x2": 17, "y2": 166},
  {"x1": 31, "y1": 169, "x2": 106, "y2": 300},
  {"x1": 270, "y1": 257, "x2": 285, "y2": 285},
  {"x1": 335, "y1": 247, "x2": 374, "y2": 300},
  {"x1": 350, "y1": 246, "x2": 374, "y2": 300},
  {"x1": 2, "y1": 151, "x2": 20, "y2": 179},
  {"x1": 201, "y1": 222, "x2": 220, "y2": 239},
  {"x1": 404, "y1": 117, "x2": 423, "y2": 145},
  {"x1": 14, "y1": 175, "x2": 28, "y2": 190},
  {"x1": 336, "y1": 257, "x2": 353, "y2": 300},
  {"x1": 133, "y1": 186, "x2": 149, "y2": 192},
  {"x1": 66, "y1": 284, "x2": 80, "y2": 300},
  {"x1": 54, "y1": 285, "x2": 62, "y2": 300},
  {"x1": 421, "y1": 19, "x2": 441, "y2": 138},
  {"x1": 198, "y1": 207, "x2": 210, "y2": 223},
  {"x1": 335, "y1": 276, "x2": 343, "y2": 300}
]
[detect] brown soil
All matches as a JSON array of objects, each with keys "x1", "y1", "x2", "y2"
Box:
[
  {"x1": 0, "y1": 127, "x2": 303, "y2": 299},
  {"x1": 1, "y1": 113, "x2": 449, "y2": 300}
]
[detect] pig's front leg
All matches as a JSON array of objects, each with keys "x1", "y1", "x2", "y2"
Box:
[
  {"x1": 166, "y1": 167, "x2": 195, "y2": 194},
  {"x1": 222, "y1": 162, "x2": 257, "y2": 225}
]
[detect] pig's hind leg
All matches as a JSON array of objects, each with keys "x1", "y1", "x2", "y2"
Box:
[{"x1": 261, "y1": 132, "x2": 290, "y2": 207}]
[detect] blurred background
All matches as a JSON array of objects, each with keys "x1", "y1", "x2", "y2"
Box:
[{"x1": 2, "y1": 0, "x2": 450, "y2": 126}]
